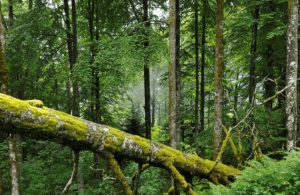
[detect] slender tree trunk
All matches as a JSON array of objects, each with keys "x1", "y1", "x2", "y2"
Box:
[
  {"x1": 70, "y1": 0, "x2": 84, "y2": 192},
  {"x1": 94, "y1": 5, "x2": 100, "y2": 124},
  {"x1": 7, "y1": 2, "x2": 20, "y2": 194},
  {"x1": 264, "y1": 1, "x2": 275, "y2": 110},
  {"x1": 213, "y1": 0, "x2": 224, "y2": 160},
  {"x1": 194, "y1": 0, "x2": 200, "y2": 134},
  {"x1": 63, "y1": 0, "x2": 73, "y2": 114},
  {"x1": 0, "y1": 10, "x2": 7, "y2": 195},
  {"x1": 88, "y1": 0, "x2": 95, "y2": 120},
  {"x1": 249, "y1": 5, "x2": 260, "y2": 158},
  {"x1": 169, "y1": 0, "x2": 181, "y2": 149},
  {"x1": 175, "y1": 0, "x2": 181, "y2": 146},
  {"x1": 200, "y1": 0, "x2": 207, "y2": 133},
  {"x1": 264, "y1": 44, "x2": 275, "y2": 110},
  {"x1": 151, "y1": 70, "x2": 157, "y2": 127},
  {"x1": 249, "y1": 6, "x2": 259, "y2": 106},
  {"x1": 143, "y1": 0, "x2": 151, "y2": 140},
  {"x1": 9, "y1": 136, "x2": 19, "y2": 195},
  {"x1": 132, "y1": 1, "x2": 152, "y2": 193},
  {"x1": 71, "y1": 0, "x2": 80, "y2": 117},
  {"x1": 286, "y1": 0, "x2": 298, "y2": 151},
  {"x1": 169, "y1": 0, "x2": 181, "y2": 194},
  {"x1": 0, "y1": 169, "x2": 3, "y2": 195},
  {"x1": 64, "y1": 0, "x2": 83, "y2": 192},
  {"x1": 233, "y1": 72, "x2": 239, "y2": 126}
]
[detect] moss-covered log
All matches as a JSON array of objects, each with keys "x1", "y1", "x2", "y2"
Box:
[{"x1": 0, "y1": 93, "x2": 239, "y2": 184}]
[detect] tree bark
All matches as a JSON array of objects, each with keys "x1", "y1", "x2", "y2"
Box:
[
  {"x1": 286, "y1": 0, "x2": 298, "y2": 151},
  {"x1": 6, "y1": 2, "x2": 20, "y2": 194},
  {"x1": 194, "y1": 0, "x2": 200, "y2": 134},
  {"x1": 0, "y1": 168, "x2": 3, "y2": 195},
  {"x1": 175, "y1": 0, "x2": 181, "y2": 148},
  {"x1": 264, "y1": 44, "x2": 275, "y2": 110},
  {"x1": 63, "y1": 0, "x2": 73, "y2": 114},
  {"x1": 0, "y1": 93, "x2": 239, "y2": 185},
  {"x1": 0, "y1": 13, "x2": 6, "y2": 195},
  {"x1": 213, "y1": 0, "x2": 224, "y2": 159},
  {"x1": 169, "y1": 0, "x2": 181, "y2": 150},
  {"x1": 71, "y1": 0, "x2": 80, "y2": 117},
  {"x1": 249, "y1": 5, "x2": 260, "y2": 157},
  {"x1": 200, "y1": 0, "x2": 207, "y2": 133},
  {"x1": 143, "y1": 0, "x2": 151, "y2": 140},
  {"x1": 249, "y1": 6, "x2": 259, "y2": 106},
  {"x1": 62, "y1": 151, "x2": 79, "y2": 195}
]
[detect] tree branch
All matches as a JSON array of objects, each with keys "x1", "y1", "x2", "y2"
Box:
[
  {"x1": 62, "y1": 150, "x2": 79, "y2": 195},
  {"x1": 102, "y1": 151, "x2": 133, "y2": 195},
  {"x1": 0, "y1": 93, "x2": 239, "y2": 184}
]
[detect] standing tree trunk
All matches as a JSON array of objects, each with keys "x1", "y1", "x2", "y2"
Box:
[
  {"x1": 143, "y1": 0, "x2": 151, "y2": 140},
  {"x1": 169, "y1": 0, "x2": 181, "y2": 194},
  {"x1": 264, "y1": 1, "x2": 275, "y2": 110},
  {"x1": 63, "y1": 0, "x2": 73, "y2": 114},
  {"x1": 71, "y1": 0, "x2": 80, "y2": 117},
  {"x1": 63, "y1": 0, "x2": 83, "y2": 193},
  {"x1": 200, "y1": 0, "x2": 207, "y2": 133},
  {"x1": 249, "y1": 5, "x2": 260, "y2": 158},
  {"x1": 87, "y1": 0, "x2": 101, "y2": 180},
  {"x1": 194, "y1": 0, "x2": 200, "y2": 134},
  {"x1": 264, "y1": 44, "x2": 275, "y2": 110},
  {"x1": 0, "y1": 169, "x2": 3, "y2": 195},
  {"x1": 7, "y1": 1, "x2": 20, "y2": 194},
  {"x1": 175, "y1": 0, "x2": 181, "y2": 146},
  {"x1": 169, "y1": 0, "x2": 181, "y2": 149},
  {"x1": 286, "y1": 0, "x2": 298, "y2": 151},
  {"x1": 249, "y1": 5, "x2": 259, "y2": 107},
  {"x1": 213, "y1": 0, "x2": 224, "y2": 159},
  {"x1": 0, "y1": 9, "x2": 7, "y2": 195}
]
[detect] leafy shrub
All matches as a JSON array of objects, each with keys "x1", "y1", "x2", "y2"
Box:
[{"x1": 207, "y1": 149, "x2": 300, "y2": 195}]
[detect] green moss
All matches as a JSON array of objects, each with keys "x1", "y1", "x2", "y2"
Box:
[
  {"x1": 0, "y1": 93, "x2": 240, "y2": 184},
  {"x1": 104, "y1": 152, "x2": 133, "y2": 195},
  {"x1": 25, "y1": 100, "x2": 44, "y2": 108}
]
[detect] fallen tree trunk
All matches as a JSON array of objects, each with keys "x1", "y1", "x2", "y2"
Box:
[{"x1": 0, "y1": 93, "x2": 239, "y2": 184}]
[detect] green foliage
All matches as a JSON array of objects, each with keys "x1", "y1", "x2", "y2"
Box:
[
  {"x1": 20, "y1": 141, "x2": 72, "y2": 195},
  {"x1": 139, "y1": 167, "x2": 170, "y2": 195},
  {"x1": 207, "y1": 149, "x2": 300, "y2": 194}
]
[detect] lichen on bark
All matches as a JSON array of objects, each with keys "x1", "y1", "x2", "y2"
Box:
[{"x1": 0, "y1": 93, "x2": 239, "y2": 187}]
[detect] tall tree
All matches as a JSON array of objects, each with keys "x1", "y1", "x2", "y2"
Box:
[
  {"x1": 71, "y1": 0, "x2": 80, "y2": 117},
  {"x1": 249, "y1": 5, "x2": 260, "y2": 158},
  {"x1": 63, "y1": 0, "x2": 73, "y2": 114},
  {"x1": 249, "y1": 5, "x2": 259, "y2": 107},
  {"x1": 286, "y1": 0, "x2": 298, "y2": 151},
  {"x1": 0, "y1": 4, "x2": 7, "y2": 195},
  {"x1": 169, "y1": 0, "x2": 181, "y2": 149},
  {"x1": 200, "y1": 0, "x2": 207, "y2": 133},
  {"x1": 264, "y1": 1, "x2": 275, "y2": 110},
  {"x1": 63, "y1": 0, "x2": 83, "y2": 193},
  {"x1": 213, "y1": 0, "x2": 224, "y2": 159},
  {"x1": 194, "y1": 0, "x2": 200, "y2": 134},
  {"x1": 87, "y1": 0, "x2": 101, "y2": 180},
  {"x1": 169, "y1": 0, "x2": 181, "y2": 193},
  {"x1": 7, "y1": 0, "x2": 20, "y2": 193},
  {"x1": 143, "y1": 0, "x2": 151, "y2": 140}
]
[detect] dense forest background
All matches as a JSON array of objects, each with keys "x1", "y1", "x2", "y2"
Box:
[{"x1": 0, "y1": 0, "x2": 299, "y2": 194}]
